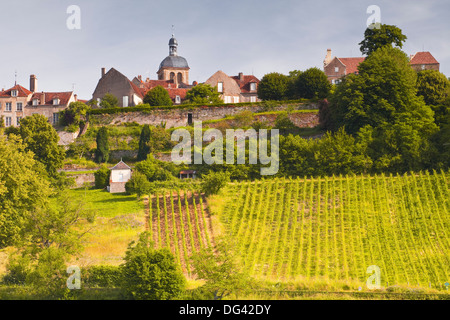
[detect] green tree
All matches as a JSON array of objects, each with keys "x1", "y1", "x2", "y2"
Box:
[
  {"x1": 16, "y1": 114, "x2": 66, "y2": 176},
  {"x1": 274, "y1": 111, "x2": 297, "y2": 133},
  {"x1": 286, "y1": 70, "x2": 302, "y2": 99},
  {"x1": 359, "y1": 24, "x2": 407, "y2": 56},
  {"x1": 100, "y1": 93, "x2": 119, "y2": 108},
  {"x1": 296, "y1": 67, "x2": 331, "y2": 99},
  {"x1": 416, "y1": 69, "x2": 450, "y2": 106},
  {"x1": 143, "y1": 85, "x2": 173, "y2": 106},
  {"x1": 94, "y1": 164, "x2": 111, "y2": 189},
  {"x1": 185, "y1": 83, "x2": 223, "y2": 104},
  {"x1": 134, "y1": 155, "x2": 177, "y2": 182},
  {"x1": 257, "y1": 72, "x2": 290, "y2": 101},
  {"x1": 201, "y1": 171, "x2": 231, "y2": 196},
  {"x1": 95, "y1": 126, "x2": 110, "y2": 163},
  {"x1": 120, "y1": 232, "x2": 186, "y2": 300},
  {"x1": 125, "y1": 171, "x2": 151, "y2": 198},
  {"x1": 0, "y1": 134, "x2": 52, "y2": 248},
  {"x1": 137, "y1": 124, "x2": 151, "y2": 161},
  {"x1": 59, "y1": 101, "x2": 90, "y2": 130},
  {"x1": 191, "y1": 237, "x2": 251, "y2": 300}
]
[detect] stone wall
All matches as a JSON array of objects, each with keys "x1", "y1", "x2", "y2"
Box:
[
  {"x1": 90, "y1": 102, "x2": 319, "y2": 128},
  {"x1": 70, "y1": 173, "x2": 95, "y2": 188}
]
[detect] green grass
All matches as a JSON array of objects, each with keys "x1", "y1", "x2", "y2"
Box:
[{"x1": 68, "y1": 188, "x2": 144, "y2": 218}]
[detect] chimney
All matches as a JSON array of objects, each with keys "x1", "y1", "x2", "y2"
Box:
[
  {"x1": 101, "y1": 68, "x2": 106, "y2": 78},
  {"x1": 41, "y1": 92, "x2": 45, "y2": 105},
  {"x1": 74, "y1": 94, "x2": 78, "y2": 101},
  {"x1": 324, "y1": 49, "x2": 332, "y2": 67},
  {"x1": 30, "y1": 74, "x2": 37, "y2": 93},
  {"x1": 239, "y1": 72, "x2": 244, "y2": 81}
]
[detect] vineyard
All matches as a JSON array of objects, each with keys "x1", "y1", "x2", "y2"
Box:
[
  {"x1": 147, "y1": 191, "x2": 213, "y2": 276},
  {"x1": 148, "y1": 170, "x2": 450, "y2": 291},
  {"x1": 218, "y1": 170, "x2": 450, "y2": 290}
]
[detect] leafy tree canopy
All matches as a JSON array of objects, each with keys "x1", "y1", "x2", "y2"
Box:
[
  {"x1": 100, "y1": 93, "x2": 119, "y2": 108},
  {"x1": 359, "y1": 24, "x2": 407, "y2": 56},
  {"x1": 295, "y1": 67, "x2": 331, "y2": 99},
  {"x1": 185, "y1": 83, "x2": 223, "y2": 104},
  {"x1": 143, "y1": 85, "x2": 173, "y2": 106},
  {"x1": 257, "y1": 72, "x2": 290, "y2": 101}
]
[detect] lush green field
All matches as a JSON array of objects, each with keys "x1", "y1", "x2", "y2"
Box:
[{"x1": 213, "y1": 170, "x2": 450, "y2": 291}]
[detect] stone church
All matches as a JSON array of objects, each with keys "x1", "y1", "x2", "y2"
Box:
[{"x1": 92, "y1": 35, "x2": 194, "y2": 107}]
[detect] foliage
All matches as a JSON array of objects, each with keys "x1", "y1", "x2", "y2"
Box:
[
  {"x1": 15, "y1": 114, "x2": 66, "y2": 176},
  {"x1": 134, "y1": 155, "x2": 178, "y2": 182},
  {"x1": 59, "y1": 101, "x2": 90, "y2": 128},
  {"x1": 191, "y1": 237, "x2": 251, "y2": 300},
  {"x1": 201, "y1": 171, "x2": 231, "y2": 196},
  {"x1": 66, "y1": 134, "x2": 94, "y2": 159},
  {"x1": 359, "y1": 24, "x2": 407, "y2": 56},
  {"x1": 143, "y1": 85, "x2": 173, "y2": 106},
  {"x1": 0, "y1": 134, "x2": 52, "y2": 248},
  {"x1": 100, "y1": 93, "x2": 119, "y2": 108},
  {"x1": 95, "y1": 126, "x2": 110, "y2": 163},
  {"x1": 120, "y1": 232, "x2": 186, "y2": 300},
  {"x1": 137, "y1": 124, "x2": 151, "y2": 161},
  {"x1": 296, "y1": 67, "x2": 331, "y2": 99},
  {"x1": 232, "y1": 110, "x2": 254, "y2": 128},
  {"x1": 83, "y1": 265, "x2": 122, "y2": 288},
  {"x1": 125, "y1": 171, "x2": 151, "y2": 198},
  {"x1": 94, "y1": 164, "x2": 111, "y2": 189},
  {"x1": 185, "y1": 83, "x2": 223, "y2": 104},
  {"x1": 274, "y1": 111, "x2": 297, "y2": 133},
  {"x1": 416, "y1": 70, "x2": 450, "y2": 106},
  {"x1": 257, "y1": 72, "x2": 290, "y2": 101}
]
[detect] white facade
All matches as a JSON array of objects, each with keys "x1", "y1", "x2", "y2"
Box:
[{"x1": 110, "y1": 169, "x2": 131, "y2": 183}]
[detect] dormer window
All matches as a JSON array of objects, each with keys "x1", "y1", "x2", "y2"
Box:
[
  {"x1": 53, "y1": 98, "x2": 60, "y2": 105},
  {"x1": 11, "y1": 90, "x2": 18, "y2": 97},
  {"x1": 32, "y1": 99, "x2": 39, "y2": 106},
  {"x1": 249, "y1": 82, "x2": 257, "y2": 91},
  {"x1": 175, "y1": 95, "x2": 181, "y2": 104}
]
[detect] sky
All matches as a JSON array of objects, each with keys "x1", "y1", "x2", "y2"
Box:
[{"x1": 0, "y1": 0, "x2": 449, "y2": 100}]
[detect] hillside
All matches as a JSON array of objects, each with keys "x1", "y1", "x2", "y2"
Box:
[{"x1": 151, "y1": 170, "x2": 450, "y2": 291}]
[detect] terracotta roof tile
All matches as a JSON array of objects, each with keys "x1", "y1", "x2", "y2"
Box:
[
  {"x1": 410, "y1": 52, "x2": 439, "y2": 65},
  {"x1": 231, "y1": 74, "x2": 260, "y2": 93},
  {"x1": 338, "y1": 57, "x2": 366, "y2": 75},
  {"x1": 0, "y1": 84, "x2": 33, "y2": 98},
  {"x1": 30, "y1": 91, "x2": 73, "y2": 106}
]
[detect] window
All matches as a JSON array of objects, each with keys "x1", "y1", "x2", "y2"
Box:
[
  {"x1": 123, "y1": 96, "x2": 129, "y2": 107},
  {"x1": 187, "y1": 113, "x2": 193, "y2": 125},
  {"x1": 175, "y1": 95, "x2": 181, "y2": 104},
  {"x1": 217, "y1": 82, "x2": 223, "y2": 93},
  {"x1": 16, "y1": 117, "x2": 22, "y2": 126},
  {"x1": 335, "y1": 67, "x2": 339, "y2": 73},
  {"x1": 233, "y1": 96, "x2": 239, "y2": 103},
  {"x1": 177, "y1": 73, "x2": 183, "y2": 84},
  {"x1": 32, "y1": 99, "x2": 39, "y2": 106},
  {"x1": 224, "y1": 96, "x2": 232, "y2": 103},
  {"x1": 53, "y1": 98, "x2": 60, "y2": 105},
  {"x1": 170, "y1": 72, "x2": 175, "y2": 81},
  {"x1": 11, "y1": 90, "x2": 17, "y2": 97},
  {"x1": 5, "y1": 117, "x2": 11, "y2": 127},
  {"x1": 249, "y1": 82, "x2": 257, "y2": 91},
  {"x1": 5, "y1": 102, "x2": 12, "y2": 112},
  {"x1": 421, "y1": 64, "x2": 426, "y2": 70},
  {"x1": 118, "y1": 173, "x2": 124, "y2": 182},
  {"x1": 53, "y1": 113, "x2": 59, "y2": 125},
  {"x1": 250, "y1": 96, "x2": 257, "y2": 103},
  {"x1": 16, "y1": 102, "x2": 23, "y2": 111}
]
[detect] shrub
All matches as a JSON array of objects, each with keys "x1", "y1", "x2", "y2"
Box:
[
  {"x1": 120, "y1": 232, "x2": 186, "y2": 300},
  {"x1": 143, "y1": 86, "x2": 173, "y2": 106},
  {"x1": 201, "y1": 171, "x2": 231, "y2": 196},
  {"x1": 125, "y1": 171, "x2": 151, "y2": 198},
  {"x1": 94, "y1": 164, "x2": 111, "y2": 189},
  {"x1": 83, "y1": 265, "x2": 122, "y2": 288}
]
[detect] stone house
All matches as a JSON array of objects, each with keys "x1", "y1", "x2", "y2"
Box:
[
  {"x1": 109, "y1": 160, "x2": 132, "y2": 193},
  {"x1": 204, "y1": 70, "x2": 260, "y2": 103},
  {"x1": 0, "y1": 74, "x2": 75, "y2": 127},
  {"x1": 323, "y1": 49, "x2": 441, "y2": 84},
  {"x1": 409, "y1": 52, "x2": 440, "y2": 72}
]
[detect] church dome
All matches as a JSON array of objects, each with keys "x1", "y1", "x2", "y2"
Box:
[{"x1": 159, "y1": 55, "x2": 189, "y2": 69}]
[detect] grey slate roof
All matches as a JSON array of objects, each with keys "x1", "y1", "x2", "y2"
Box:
[
  {"x1": 110, "y1": 160, "x2": 131, "y2": 171},
  {"x1": 159, "y1": 55, "x2": 189, "y2": 70}
]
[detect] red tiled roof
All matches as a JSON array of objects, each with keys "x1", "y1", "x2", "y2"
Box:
[
  {"x1": 0, "y1": 84, "x2": 33, "y2": 98},
  {"x1": 129, "y1": 80, "x2": 144, "y2": 99},
  {"x1": 30, "y1": 91, "x2": 73, "y2": 106},
  {"x1": 410, "y1": 52, "x2": 439, "y2": 65},
  {"x1": 167, "y1": 88, "x2": 188, "y2": 100},
  {"x1": 337, "y1": 57, "x2": 366, "y2": 75},
  {"x1": 231, "y1": 74, "x2": 260, "y2": 93},
  {"x1": 110, "y1": 160, "x2": 131, "y2": 170}
]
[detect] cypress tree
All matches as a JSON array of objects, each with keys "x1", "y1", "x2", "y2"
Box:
[
  {"x1": 137, "y1": 124, "x2": 151, "y2": 161},
  {"x1": 95, "y1": 126, "x2": 110, "y2": 163}
]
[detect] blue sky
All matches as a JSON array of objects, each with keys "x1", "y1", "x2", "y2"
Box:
[{"x1": 0, "y1": 0, "x2": 449, "y2": 99}]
